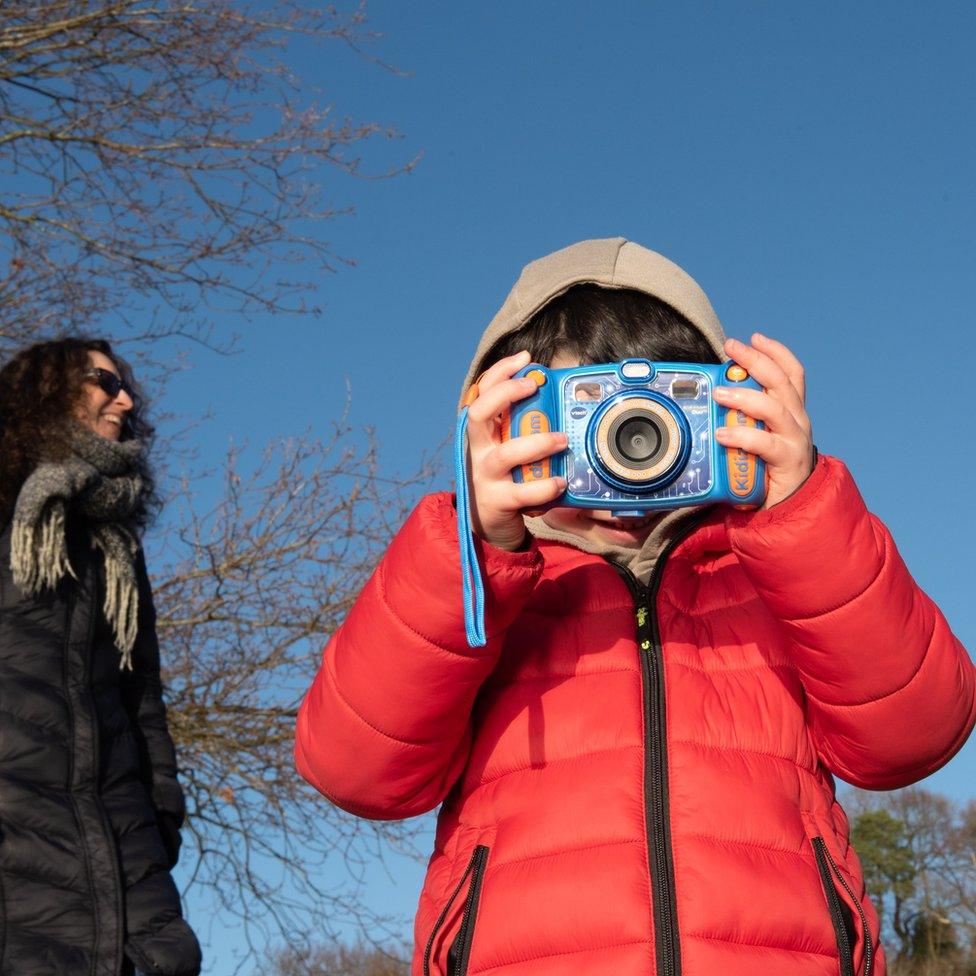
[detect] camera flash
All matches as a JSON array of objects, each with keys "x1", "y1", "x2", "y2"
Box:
[{"x1": 621, "y1": 362, "x2": 652, "y2": 379}]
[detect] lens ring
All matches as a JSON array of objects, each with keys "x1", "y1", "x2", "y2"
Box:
[{"x1": 593, "y1": 395, "x2": 683, "y2": 486}]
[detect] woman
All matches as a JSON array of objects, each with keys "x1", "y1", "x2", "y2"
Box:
[{"x1": 0, "y1": 339, "x2": 201, "y2": 976}]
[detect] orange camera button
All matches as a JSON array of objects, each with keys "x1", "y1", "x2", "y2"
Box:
[
  {"x1": 526, "y1": 368, "x2": 547, "y2": 387},
  {"x1": 725, "y1": 364, "x2": 749, "y2": 382}
]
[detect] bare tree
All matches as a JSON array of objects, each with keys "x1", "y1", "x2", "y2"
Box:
[
  {"x1": 271, "y1": 939, "x2": 409, "y2": 976},
  {"x1": 153, "y1": 422, "x2": 438, "y2": 966},
  {"x1": 1, "y1": 1, "x2": 433, "y2": 969},
  {"x1": 847, "y1": 787, "x2": 976, "y2": 976},
  {"x1": 0, "y1": 0, "x2": 415, "y2": 349}
]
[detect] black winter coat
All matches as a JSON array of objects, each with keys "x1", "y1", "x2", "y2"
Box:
[{"x1": 0, "y1": 517, "x2": 201, "y2": 976}]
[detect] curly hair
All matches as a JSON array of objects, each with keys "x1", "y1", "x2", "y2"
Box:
[{"x1": 0, "y1": 337, "x2": 158, "y2": 529}]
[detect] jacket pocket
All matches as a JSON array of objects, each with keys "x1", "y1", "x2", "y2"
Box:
[
  {"x1": 810, "y1": 836, "x2": 874, "y2": 976},
  {"x1": 423, "y1": 844, "x2": 490, "y2": 976}
]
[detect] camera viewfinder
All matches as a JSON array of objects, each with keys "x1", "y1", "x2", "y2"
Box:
[{"x1": 670, "y1": 379, "x2": 700, "y2": 400}]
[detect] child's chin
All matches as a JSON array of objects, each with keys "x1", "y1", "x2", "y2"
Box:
[
  {"x1": 589, "y1": 516, "x2": 659, "y2": 547},
  {"x1": 540, "y1": 508, "x2": 660, "y2": 547}
]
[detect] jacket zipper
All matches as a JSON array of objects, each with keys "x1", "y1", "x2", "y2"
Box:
[
  {"x1": 447, "y1": 845, "x2": 489, "y2": 976},
  {"x1": 812, "y1": 836, "x2": 874, "y2": 976},
  {"x1": 89, "y1": 564, "x2": 126, "y2": 976},
  {"x1": 613, "y1": 515, "x2": 707, "y2": 976},
  {"x1": 62, "y1": 586, "x2": 101, "y2": 972},
  {"x1": 423, "y1": 844, "x2": 490, "y2": 976}
]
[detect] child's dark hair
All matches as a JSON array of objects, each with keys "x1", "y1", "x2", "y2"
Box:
[{"x1": 477, "y1": 284, "x2": 720, "y2": 374}]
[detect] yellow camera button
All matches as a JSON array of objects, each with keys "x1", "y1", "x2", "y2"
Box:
[{"x1": 526, "y1": 368, "x2": 547, "y2": 387}]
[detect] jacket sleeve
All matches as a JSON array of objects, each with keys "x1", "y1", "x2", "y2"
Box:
[
  {"x1": 725, "y1": 454, "x2": 976, "y2": 790},
  {"x1": 295, "y1": 491, "x2": 544, "y2": 820},
  {"x1": 121, "y1": 550, "x2": 187, "y2": 868}
]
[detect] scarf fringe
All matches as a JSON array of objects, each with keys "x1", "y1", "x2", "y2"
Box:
[
  {"x1": 12, "y1": 452, "x2": 142, "y2": 672},
  {"x1": 102, "y1": 551, "x2": 138, "y2": 671},
  {"x1": 11, "y1": 501, "x2": 77, "y2": 594}
]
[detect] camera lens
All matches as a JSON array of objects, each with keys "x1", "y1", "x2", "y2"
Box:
[
  {"x1": 606, "y1": 408, "x2": 669, "y2": 472},
  {"x1": 591, "y1": 394, "x2": 688, "y2": 491},
  {"x1": 614, "y1": 416, "x2": 663, "y2": 464}
]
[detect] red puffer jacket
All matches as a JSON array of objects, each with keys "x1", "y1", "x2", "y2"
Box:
[{"x1": 296, "y1": 455, "x2": 976, "y2": 976}]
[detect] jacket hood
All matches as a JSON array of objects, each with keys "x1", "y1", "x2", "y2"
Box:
[
  {"x1": 459, "y1": 237, "x2": 727, "y2": 408},
  {"x1": 459, "y1": 238, "x2": 729, "y2": 584}
]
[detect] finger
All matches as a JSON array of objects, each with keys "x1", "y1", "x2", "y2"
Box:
[
  {"x1": 467, "y1": 376, "x2": 540, "y2": 448},
  {"x1": 485, "y1": 431, "x2": 567, "y2": 479},
  {"x1": 723, "y1": 337, "x2": 806, "y2": 427},
  {"x1": 714, "y1": 424, "x2": 789, "y2": 468},
  {"x1": 712, "y1": 386, "x2": 802, "y2": 439},
  {"x1": 474, "y1": 350, "x2": 533, "y2": 397},
  {"x1": 751, "y1": 333, "x2": 805, "y2": 403},
  {"x1": 508, "y1": 477, "x2": 567, "y2": 511}
]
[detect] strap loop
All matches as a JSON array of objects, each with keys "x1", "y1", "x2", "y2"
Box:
[{"x1": 455, "y1": 408, "x2": 486, "y2": 647}]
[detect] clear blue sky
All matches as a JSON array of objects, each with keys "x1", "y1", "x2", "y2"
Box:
[{"x1": 162, "y1": 2, "x2": 976, "y2": 971}]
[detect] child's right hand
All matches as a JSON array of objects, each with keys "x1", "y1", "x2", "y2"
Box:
[{"x1": 464, "y1": 350, "x2": 568, "y2": 551}]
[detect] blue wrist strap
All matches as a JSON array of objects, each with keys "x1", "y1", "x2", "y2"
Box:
[{"x1": 455, "y1": 407, "x2": 486, "y2": 647}]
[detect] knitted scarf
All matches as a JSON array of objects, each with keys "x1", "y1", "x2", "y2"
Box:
[{"x1": 10, "y1": 423, "x2": 144, "y2": 669}]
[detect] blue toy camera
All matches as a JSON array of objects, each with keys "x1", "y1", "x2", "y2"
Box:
[{"x1": 502, "y1": 359, "x2": 766, "y2": 511}]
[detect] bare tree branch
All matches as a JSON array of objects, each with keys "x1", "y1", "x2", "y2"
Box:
[{"x1": 0, "y1": 1, "x2": 418, "y2": 348}]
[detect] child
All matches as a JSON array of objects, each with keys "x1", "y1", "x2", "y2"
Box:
[{"x1": 296, "y1": 238, "x2": 975, "y2": 976}]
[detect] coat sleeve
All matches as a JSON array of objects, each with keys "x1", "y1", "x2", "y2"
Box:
[
  {"x1": 725, "y1": 454, "x2": 976, "y2": 790},
  {"x1": 295, "y1": 491, "x2": 544, "y2": 820},
  {"x1": 121, "y1": 550, "x2": 187, "y2": 868}
]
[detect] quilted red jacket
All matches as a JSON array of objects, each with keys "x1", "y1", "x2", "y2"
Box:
[{"x1": 295, "y1": 455, "x2": 976, "y2": 976}]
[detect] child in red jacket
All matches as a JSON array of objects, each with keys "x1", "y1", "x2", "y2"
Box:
[{"x1": 296, "y1": 239, "x2": 975, "y2": 976}]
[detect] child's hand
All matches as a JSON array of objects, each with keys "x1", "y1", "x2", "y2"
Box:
[
  {"x1": 712, "y1": 333, "x2": 816, "y2": 510},
  {"x1": 465, "y1": 350, "x2": 568, "y2": 551}
]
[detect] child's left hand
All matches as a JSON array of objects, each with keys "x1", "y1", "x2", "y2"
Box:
[{"x1": 712, "y1": 333, "x2": 816, "y2": 511}]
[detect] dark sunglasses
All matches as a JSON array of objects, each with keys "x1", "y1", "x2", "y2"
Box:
[{"x1": 84, "y1": 367, "x2": 132, "y2": 399}]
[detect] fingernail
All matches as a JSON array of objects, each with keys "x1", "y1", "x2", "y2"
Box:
[{"x1": 754, "y1": 331, "x2": 766, "y2": 341}]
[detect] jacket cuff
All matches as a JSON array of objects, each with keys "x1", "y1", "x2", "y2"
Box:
[
  {"x1": 724, "y1": 451, "x2": 832, "y2": 533},
  {"x1": 722, "y1": 455, "x2": 885, "y2": 621},
  {"x1": 381, "y1": 492, "x2": 544, "y2": 650},
  {"x1": 151, "y1": 781, "x2": 186, "y2": 825},
  {"x1": 156, "y1": 811, "x2": 183, "y2": 869}
]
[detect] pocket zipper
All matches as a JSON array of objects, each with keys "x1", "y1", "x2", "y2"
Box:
[
  {"x1": 423, "y1": 844, "x2": 490, "y2": 976},
  {"x1": 447, "y1": 845, "x2": 489, "y2": 976},
  {"x1": 811, "y1": 836, "x2": 874, "y2": 976}
]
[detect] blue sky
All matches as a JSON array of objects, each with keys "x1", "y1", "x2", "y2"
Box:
[{"x1": 160, "y1": 2, "x2": 976, "y2": 970}]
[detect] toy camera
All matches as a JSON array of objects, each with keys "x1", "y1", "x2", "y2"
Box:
[{"x1": 502, "y1": 359, "x2": 766, "y2": 512}]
